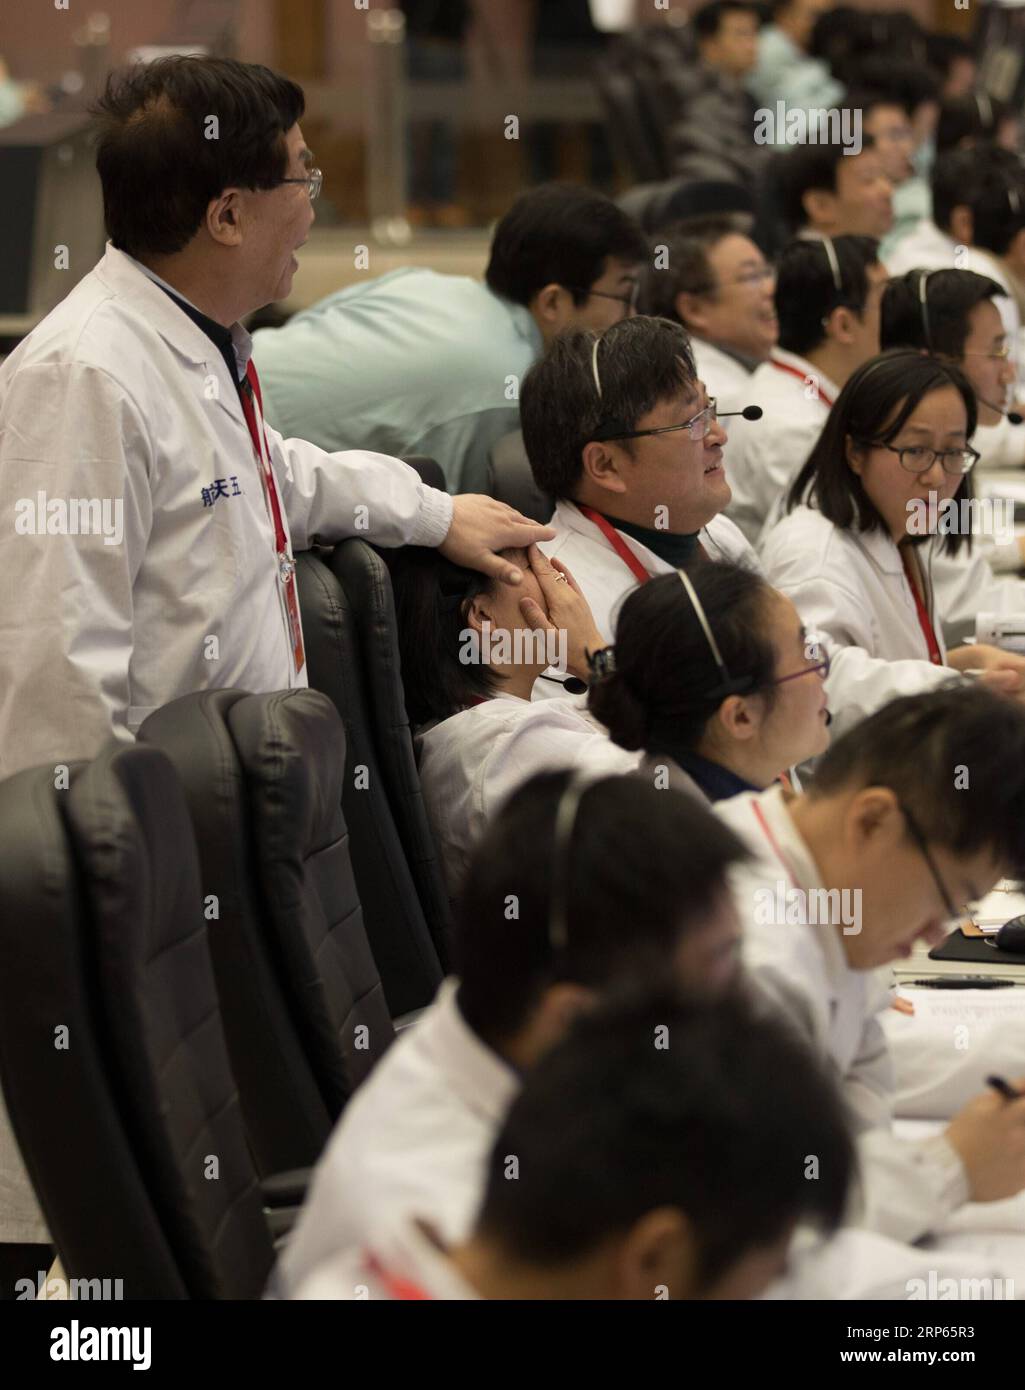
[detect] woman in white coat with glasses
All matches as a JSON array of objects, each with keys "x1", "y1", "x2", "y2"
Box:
[{"x1": 759, "y1": 349, "x2": 1025, "y2": 700}]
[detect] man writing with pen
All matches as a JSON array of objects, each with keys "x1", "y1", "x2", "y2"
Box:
[{"x1": 716, "y1": 684, "x2": 1025, "y2": 1247}]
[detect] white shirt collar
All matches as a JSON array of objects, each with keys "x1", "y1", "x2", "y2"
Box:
[
  {"x1": 122, "y1": 250, "x2": 253, "y2": 380},
  {"x1": 768, "y1": 346, "x2": 840, "y2": 405},
  {"x1": 423, "y1": 979, "x2": 520, "y2": 1126}
]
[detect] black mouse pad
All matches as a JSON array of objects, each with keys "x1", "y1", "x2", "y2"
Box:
[{"x1": 929, "y1": 928, "x2": 1025, "y2": 965}]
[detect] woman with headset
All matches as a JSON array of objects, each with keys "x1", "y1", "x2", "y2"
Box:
[
  {"x1": 389, "y1": 542, "x2": 832, "y2": 892},
  {"x1": 759, "y1": 348, "x2": 1025, "y2": 697}
]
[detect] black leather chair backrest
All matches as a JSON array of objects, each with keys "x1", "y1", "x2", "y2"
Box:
[
  {"x1": 138, "y1": 688, "x2": 394, "y2": 1175},
  {"x1": 0, "y1": 746, "x2": 272, "y2": 1298},
  {"x1": 296, "y1": 550, "x2": 444, "y2": 1015},
  {"x1": 327, "y1": 537, "x2": 453, "y2": 963},
  {"x1": 487, "y1": 429, "x2": 555, "y2": 524}
]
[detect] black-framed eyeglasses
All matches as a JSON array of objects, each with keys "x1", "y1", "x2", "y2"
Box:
[
  {"x1": 856, "y1": 439, "x2": 980, "y2": 476},
  {"x1": 567, "y1": 283, "x2": 640, "y2": 315},
  {"x1": 593, "y1": 398, "x2": 723, "y2": 445},
  {"x1": 900, "y1": 802, "x2": 963, "y2": 924},
  {"x1": 278, "y1": 167, "x2": 323, "y2": 201}
]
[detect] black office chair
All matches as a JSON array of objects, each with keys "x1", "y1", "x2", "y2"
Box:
[
  {"x1": 0, "y1": 744, "x2": 273, "y2": 1298},
  {"x1": 328, "y1": 538, "x2": 454, "y2": 965},
  {"x1": 487, "y1": 430, "x2": 554, "y2": 524},
  {"x1": 138, "y1": 688, "x2": 394, "y2": 1177},
  {"x1": 296, "y1": 550, "x2": 445, "y2": 1016}
]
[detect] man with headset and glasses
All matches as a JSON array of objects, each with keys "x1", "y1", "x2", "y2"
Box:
[
  {"x1": 271, "y1": 769, "x2": 749, "y2": 1297},
  {"x1": 717, "y1": 684, "x2": 1025, "y2": 1247},
  {"x1": 521, "y1": 313, "x2": 976, "y2": 738}
]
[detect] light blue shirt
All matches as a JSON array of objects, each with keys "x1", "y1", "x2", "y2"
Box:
[
  {"x1": 747, "y1": 25, "x2": 844, "y2": 120},
  {"x1": 252, "y1": 268, "x2": 544, "y2": 492}
]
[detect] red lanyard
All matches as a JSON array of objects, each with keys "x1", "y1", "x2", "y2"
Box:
[
  {"x1": 751, "y1": 800, "x2": 803, "y2": 892},
  {"x1": 238, "y1": 360, "x2": 305, "y2": 677},
  {"x1": 770, "y1": 358, "x2": 834, "y2": 409},
  {"x1": 576, "y1": 504, "x2": 653, "y2": 584},
  {"x1": 239, "y1": 361, "x2": 288, "y2": 555},
  {"x1": 364, "y1": 1250, "x2": 433, "y2": 1301},
  {"x1": 899, "y1": 550, "x2": 943, "y2": 665}
]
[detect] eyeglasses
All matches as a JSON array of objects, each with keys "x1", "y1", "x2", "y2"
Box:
[
  {"x1": 857, "y1": 440, "x2": 980, "y2": 475},
  {"x1": 593, "y1": 398, "x2": 727, "y2": 445},
  {"x1": 900, "y1": 802, "x2": 964, "y2": 926},
  {"x1": 692, "y1": 266, "x2": 774, "y2": 294},
  {"x1": 963, "y1": 344, "x2": 1012, "y2": 360},
  {"x1": 278, "y1": 167, "x2": 323, "y2": 201},
  {"x1": 773, "y1": 640, "x2": 831, "y2": 686},
  {"x1": 568, "y1": 284, "x2": 640, "y2": 315}
]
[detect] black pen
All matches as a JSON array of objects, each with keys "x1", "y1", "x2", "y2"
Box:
[
  {"x1": 904, "y1": 977, "x2": 1016, "y2": 989},
  {"x1": 987, "y1": 1075, "x2": 1024, "y2": 1102}
]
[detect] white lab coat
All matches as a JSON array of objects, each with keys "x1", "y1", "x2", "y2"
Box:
[
  {"x1": 291, "y1": 1216, "x2": 478, "y2": 1301},
  {"x1": 689, "y1": 336, "x2": 755, "y2": 407},
  {"x1": 882, "y1": 219, "x2": 959, "y2": 277},
  {"x1": 929, "y1": 543, "x2": 1025, "y2": 646},
  {"x1": 759, "y1": 503, "x2": 958, "y2": 733},
  {"x1": 415, "y1": 692, "x2": 641, "y2": 895},
  {"x1": 721, "y1": 348, "x2": 835, "y2": 547},
  {"x1": 716, "y1": 786, "x2": 970, "y2": 1244},
  {"x1": 274, "y1": 979, "x2": 517, "y2": 1297},
  {"x1": 0, "y1": 243, "x2": 453, "y2": 779}
]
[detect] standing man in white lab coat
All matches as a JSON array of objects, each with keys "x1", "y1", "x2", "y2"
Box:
[
  {"x1": 0, "y1": 56, "x2": 551, "y2": 782},
  {"x1": 717, "y1": 685, "x2": 1025, "y2": 1245},
  {"x1": 0, "y1": 55, "x2": 551, "y2": 1284}
]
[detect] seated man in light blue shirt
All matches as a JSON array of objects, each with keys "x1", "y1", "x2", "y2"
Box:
[
  {"x1": 748, "y1": 0, "x2": 843, "y2": 121},
  {"x1": 252, "y1": 184, "x2": 647, "y2": 492}
]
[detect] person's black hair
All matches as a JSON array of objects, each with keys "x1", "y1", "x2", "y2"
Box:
[
  {"x1": 810, "y1": 684, "x2": 1025, "y2": 877},
  {"x1": 484, "y1": 183, "x2": 648, "y2": 308},
  {"x1": 842, "y1": 58, "x2": 940, "y2": 119},
  {"x1": 970, "y1": 158, "x2": 1025, "y2": 258},
  {"x1": 930, "y1": 144, "x2": 991, "y2": 235},
  {"x1": 785, "y1": 348, "x2": 977, "y2": 556},
  {"x1": 454, "y1": 771, "x2": 748, "y2": 1046},
  {"x1": 387, "y1": 546, "x2": 506, "y2": 725},
  {"x1": 776, "y1": 135, "x2": 878, "y2": 235},
  {"x1": 92, "y1": 56, "x2": 305, "y2": 258},
  {"x1": 808, "y1": 6, "x2": 871, "y2": 74},
  {"x1": 521, "y1": 316, "x2": 696, "y2": 499},
  {"x1": 637, "y1": 215, "x2": 753, "y2": 325},
  {"x1": 692, "y1": 0, "x2": 762, "y2": 41},
  {"x1": 937, "y1": 92, "x2": 1014, "y2": 155},
  {"x1": 588, "y1": 563, "x2": 779, "y2": 754},
  {"x1": 880, "y1": 268, "x2": 1006, "y2": 360},
  {"x1": 926, "y1": 33, "x2": 975, "y2": 84},
  {"x1": 775, "y1": 234, "x2": 879, "y2": 356},
  {"x1": 475, "y1": 991, "x2": 854, "y2": 1288}
]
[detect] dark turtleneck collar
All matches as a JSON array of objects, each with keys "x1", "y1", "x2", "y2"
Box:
[
  {"x1": 597, "y1": 509, "x2": 701, "y2": 568},
  {"x1": 664, "y1": 748, "x2": 759, "y2": 803}
]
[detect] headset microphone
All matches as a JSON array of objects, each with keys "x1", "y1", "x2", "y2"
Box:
[
  {"x1": 979, "y1": 399, "x2": 1024, "y2": 425},
  {"x1": 718, "y1": 405, "x2": 763, "y2": 422}
]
